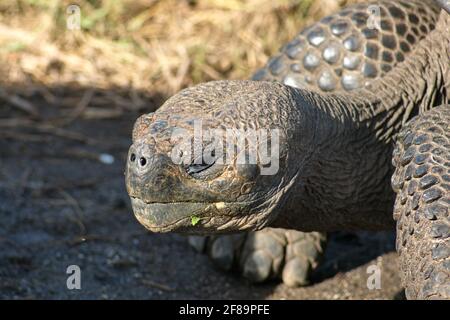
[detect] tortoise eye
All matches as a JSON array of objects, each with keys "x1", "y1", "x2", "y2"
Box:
[
  {"x1": 186, "y1": 160, "x2": 214, "y2": 176},
  {"x1": 185, "y1": 144, "x2": 222, "y2": 178}
]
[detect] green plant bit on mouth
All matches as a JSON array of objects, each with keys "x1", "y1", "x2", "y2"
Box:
[{"x1": 191, "y1": 216, "x2": 201, "y2": 226}]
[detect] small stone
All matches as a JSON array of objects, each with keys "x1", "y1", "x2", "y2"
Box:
[{"x1": 99, "y1": 153, "x2": 115, "y2": 164}]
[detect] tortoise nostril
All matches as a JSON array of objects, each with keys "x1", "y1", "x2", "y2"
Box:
[
  {"x1": 139, "y1": 157, "x2": 147, "y2": 166},
  {"x1": 130, "y1": 153, "x2": 136, "y2": 162}
]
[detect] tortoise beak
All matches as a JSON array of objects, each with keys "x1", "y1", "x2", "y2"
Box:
[{"x1": 130, "y1": 198, "x2": 207, "y2": 232}]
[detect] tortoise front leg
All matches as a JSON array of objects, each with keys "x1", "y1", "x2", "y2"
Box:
[{"x1": 392, "y1": 105, "x2": 450, "y2": 299}]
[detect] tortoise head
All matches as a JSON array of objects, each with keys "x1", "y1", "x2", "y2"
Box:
[{"x1": 125, "y1": 80, "x2": 302, "y2": 234}]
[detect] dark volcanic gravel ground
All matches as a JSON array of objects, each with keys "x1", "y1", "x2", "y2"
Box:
[{"x1": 0, "y1": 100, "x2": 404, "y2": 299}]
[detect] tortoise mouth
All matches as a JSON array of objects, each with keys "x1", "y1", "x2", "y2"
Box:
[
  {"x1": 130, "y1": 197, "x2": 240, "y2": 233},
  {"x1": 129, "y1": 196, "x2": 271, "y2": 234}
]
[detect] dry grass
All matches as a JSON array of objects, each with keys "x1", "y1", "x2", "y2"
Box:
[{"x1": 0, "y1": 0, "x2": 359, "y2": 118}]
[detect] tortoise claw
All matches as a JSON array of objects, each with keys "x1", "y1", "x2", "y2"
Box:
[{"x1": 188, "y1": 228, "x2": 327, "y2": 286}]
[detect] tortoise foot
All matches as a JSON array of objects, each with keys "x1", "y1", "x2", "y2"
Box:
[{"x1": 188, "y1": 228, "x2": 327, "y2": 286}]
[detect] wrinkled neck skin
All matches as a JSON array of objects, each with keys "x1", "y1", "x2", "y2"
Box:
[{"x1": 272, "y1": 12, "x2": 449, "y2": 232}]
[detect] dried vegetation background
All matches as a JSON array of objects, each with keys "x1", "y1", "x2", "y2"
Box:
[{"x1": 0, "y1": 0, "x2": 360, "y2": 120}]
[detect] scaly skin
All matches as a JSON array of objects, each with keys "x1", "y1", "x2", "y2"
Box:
[
  {"x1": 253, "y1": 0, "x2": 440, "y2": 92},
  {"x1": 392, "y1": 106, "x2": 450, "y2": 299},
  {"x1": 125, "y1": 3, "x2": 449, "y2": 297},
  {"x1": 189, "y1": 0, "x2": 442, "y2": 287}
]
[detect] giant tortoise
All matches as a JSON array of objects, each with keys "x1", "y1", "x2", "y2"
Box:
[{"x1": 125, "y1": 0, "x2": 449, "y2": 299}]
